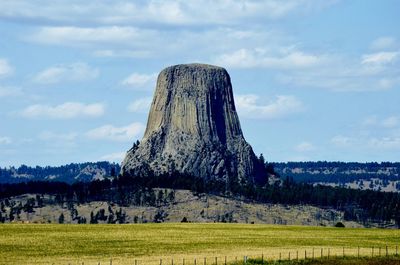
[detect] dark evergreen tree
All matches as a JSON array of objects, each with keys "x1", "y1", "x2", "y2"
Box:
[{"x1": 58, "y1": 213, "x2": 65, "y2": 224}]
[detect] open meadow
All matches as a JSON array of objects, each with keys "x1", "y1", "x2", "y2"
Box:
[{"x1": 0, "y1": 223, "x2": 399, "y2": 265}]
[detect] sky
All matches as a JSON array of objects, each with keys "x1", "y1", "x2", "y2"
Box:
[{"x1": 0, "y1": 0, "x2": 399, "y2": 167}]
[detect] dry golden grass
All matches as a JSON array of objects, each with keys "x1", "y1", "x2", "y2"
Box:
[{"x1": 0, "y1": 223, "x2": 399, "y2": 265}]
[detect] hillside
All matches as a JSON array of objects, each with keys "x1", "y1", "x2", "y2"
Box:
[
  {"x1": 274, "y1": 162, "x2": 400, "y2": 192},
  {"x1": 1, "y1": 189, "x2": 367, "y2": 227},
  {"x1": 0, "y1": 162, "x2": 120, "y2": 184}
]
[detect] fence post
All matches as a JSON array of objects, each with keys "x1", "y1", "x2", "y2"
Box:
[
  {"x1": 261, "y1": 253, "x2": 263, "y2": 264},
  {"x1": 379, "y1": 247, "x2": 381, "y2": 256},
  {"x1": 160, "y1": 259, "x2": 162, "y2": 265},
  {"x1": 321, "y1": 248, "x2": 323, "y2": 258},
  {"x1": 215, "y1": 257, "x2": 217, "y2": 265},
  {"x1": 396, "y1": 245, "x2": 398, "y2": 256},
  {"x1": 328, "y1": 248, "x2": 330, "y2": 259},
  {"x1": 343, "y1": 247, "x2": 345, "y2": 258},
  {"x1": 386, "y1": 245, "x2": 388, "y2": 256},
  {"x1": 204, "y1": 257, "x2": 206, "y2": 265},
  {"x1": 225, "y1": 256, "x2": 227, "y2": 265},
  {"x1": 312, "y1": 248, "x2": 314, "y2": 259},
  {"x1": 279, "y1": 253, "x2": 281, "y2": 262},
  {"x1": 235, "y1": 257, "x2": 237, "y2": 264},
  {"x1": 172, "y1": 258, "x2": 174, "y2": 265},
  {"x1": 358, "y1": 246, "x2": 360, "y2": 258},
  {"x1": 305, "y1": 250, "x2": 307, "y2": 259},
  {"x1": 110, "y1": 258, "x2": 112, "y2": 265},
  {"x1": 195, "y1": 258, "x2": 197, "y2": 265},
  {"x1": 244, "y1": 256, "x2": 247, "y2": 264},
  {"x1": 183, "y1": 258, "x2": 185, "y2": 265},
  {"x1": 288, "y1": 252, "x2": 291, "y2": 261},
  {"x1": 296, "y1": 251, "x2": 298, "y2": 260}
]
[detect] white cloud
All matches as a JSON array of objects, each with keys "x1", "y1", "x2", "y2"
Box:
[
  {"x1": 20, "y1": 102, "x2": 105, "y2": 119},
  {"x1": 0, "y1": 86, "x2": 23, "y2": 97},
  {"x1": 331, "y1": 134, "x2": 400, "y2": 151},
  {"x1": 216, "y1": 48, "x2": 321, "y2": 69},
  {"x1": 0, "y1": 137, "x2": 12, "y2": 145},
  {"x1": 361, "y1": 52, "x2": 399, "y2": 65},
  {"x1": 127, "y1": 97, "x2": 152, "y2": 113},
  {"x1": 278, "y1": 51, "x2": 400, "y2": 92},
  {"x1": 92, "y1": 49, "x2": 151, "y2": 58},
  {"x1": 382, "y1": 116, "x2": 399, "y2": 128},
  {"x1": 100, "y1": 152, "x2": 126, "y2": 163},
  {"x1": 33, "y1": 62, "x2": 99, "y2": 84},
  {"x1": 86, "y1": 122, "x2": 145, "y2": 142},
  {"x1": 235, "y1": 94, "x2": 304, "y2": 119},
  {"x1": 121, "y1": 73, "x2": 157, "y2": 89},
  {"x1": 2, "y1": 1, "x2": 337, "y2": 26},
  {"x1": 331, "y1": 135, "x2": 352, "y2": 147},
  {"x1": 370, "y1": 37, "x2": 396, "y2": 50},
  {"x1": 295, "y1": 141, "x2": 315, "y2": 152},
  {"x1": 38, "y1": 131, "x2": 78, "y2": 141},
  {"x1": 28, "y1": 26, "x2": 160, "y2": 48},
  {"x1": 362, "y1": 115, "x2": 399, "y2": 129},
  {"x1": 0, "y1": 59, "x2": 14, "y2": 78},
  {"x1": 368, "y1": 137, "x2": 400, "y2": 150}
]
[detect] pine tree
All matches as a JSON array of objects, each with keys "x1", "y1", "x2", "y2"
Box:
[{"x1": 58, "y1": 213, "x2": 65, "y2": 224}]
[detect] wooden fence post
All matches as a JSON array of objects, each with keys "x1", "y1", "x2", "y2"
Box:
[
  {"x1": 321, "y1": 248, "x2": 323, "y2": 258},
  {"x1": 312, "y1": 248, "x2": 314, "y2": 259},
  {"x1": 215, "y1": 257, "x2": 217, "y2": 265},
  {"x1": 379, "y1": 247, "x2": 381, "y2": 256},
  {"x1": 386, "y1": 245, "x2": 388, "y2": 256},
  {"x1": 372, "y1": 246, "x2": 374, "y2": 257},
  {"x1": 224, "y1": 256, "x2": 227, "y2": 265},
  {"x1": 396, "y1": 245, "x2": 398, "y2": 256},
  {"x1": 261, "y1": 253, "x2": 263, "y2": 264},
  {"x1": 279, "y1": 252, "x2": 281, "y2": 262},
  {"x1": 194, "y1": 258, "x2": 197, "y2": 265},
  {"x1": 343, "y1": 247, "x2": 345, "y2": 258},
  {"x1": 288, "y1": 252, "x2": 290, "y2": 261},
  {"x1": 328, "y1": 248, "x2": 330, "y2": 259},
  {"x1": 358, "y1": 246, "x2": 360, "y2": 258},
  {"x1": 172, "y1": 259, "x2": 174, "y2": 265},
  {"x1": 305, "y1": 250, "x2": 307, "y2": 259},
  {"x1": 296, "y1": 251, "x2": 298, "y2": 260},
  {"x1": 110, "y1": 258, "x2": 112, "y2": 265},
  {"x1": 204, "y1": 257, "x2": 206, "y2": 265}
]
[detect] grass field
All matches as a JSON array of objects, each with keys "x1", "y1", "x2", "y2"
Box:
[{"x1": 0, "y1": 223, "x2": 399, "y2": 265}]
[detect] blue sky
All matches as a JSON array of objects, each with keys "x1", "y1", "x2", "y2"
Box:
[{"x1": 0, "y1": 0, "x2": 399, "y2": 166}]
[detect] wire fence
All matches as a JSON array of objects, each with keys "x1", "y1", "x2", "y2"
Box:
[{"x1": 56, "y1": 245, "x2": 400, "y2": 265}]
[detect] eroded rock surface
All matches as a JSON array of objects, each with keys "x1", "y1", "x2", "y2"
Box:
[{"x1": 121, "y1": 63, "x2": 263, "y2": 184}]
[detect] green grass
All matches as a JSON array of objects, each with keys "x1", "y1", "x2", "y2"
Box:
[{"x1": 0, "y1": 223, "x2": 399, "y2": 265}]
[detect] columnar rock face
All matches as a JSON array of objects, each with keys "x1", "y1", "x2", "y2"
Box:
[{"x1": 121, "y1": 63, "x2": 263, "y2": 184}]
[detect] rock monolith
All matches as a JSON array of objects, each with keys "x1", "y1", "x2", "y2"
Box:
[{"x1": 121, "y1": 63, "x2": 263, "y2": 184}]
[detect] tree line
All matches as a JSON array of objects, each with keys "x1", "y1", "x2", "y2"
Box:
[{"x1": 0, "y1": 167, "x2": 399, "y2": 227}]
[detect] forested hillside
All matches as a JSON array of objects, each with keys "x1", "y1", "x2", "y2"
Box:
[
  {"x1": 0, "y1": 162, "x2": 120, "y2": 184},
  {"x1": 274, "y1": 161, "x2": 400, "y2": 192}
]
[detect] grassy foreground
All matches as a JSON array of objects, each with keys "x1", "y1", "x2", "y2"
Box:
[{"x1": 0, "y1": 223, "x2": 399, "y2": 265}]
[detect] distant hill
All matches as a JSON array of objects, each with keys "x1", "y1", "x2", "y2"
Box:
[
  {"x1": 274, "y1": 161, "x2": 400, "y2": 192},
  {"x1": 0, "y1": 162, "x2": 120, "y2": 184},
  {"x1": 2, "y1": 161, "x2": 400, "y2": 193}
]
